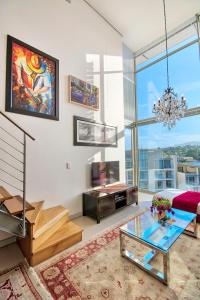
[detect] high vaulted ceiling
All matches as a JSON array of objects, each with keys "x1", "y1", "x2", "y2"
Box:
[{"x1": 87, "y1": 0, "x2": 200, "y2": 53}]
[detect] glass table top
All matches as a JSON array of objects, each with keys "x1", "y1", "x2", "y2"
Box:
[{"x1": 120, "y1": 208, "x2": 196, "y2": 252}]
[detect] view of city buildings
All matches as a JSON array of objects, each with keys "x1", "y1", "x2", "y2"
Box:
[{"x1": 125, "y1": 146, "x2": 200, "y2": 192}]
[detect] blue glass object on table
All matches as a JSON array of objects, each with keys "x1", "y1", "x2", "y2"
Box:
[{"x1": 120, "y1": 208, "x2": 196, "y2": 252}]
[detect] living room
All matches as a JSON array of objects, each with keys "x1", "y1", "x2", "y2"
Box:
[{"x1": 0, "y1": 0, "x2": 200, "y2": 299}]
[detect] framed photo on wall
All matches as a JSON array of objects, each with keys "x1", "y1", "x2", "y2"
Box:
[
  {"x1": 5, "y1": 35, "x2": 59, "y2": 120},
  {"x1": 73, "y1": 116, "x2": 117, "y2": 147},
  {"x1": 69, "y1": 75, "x2": 99, "y2": 110}
]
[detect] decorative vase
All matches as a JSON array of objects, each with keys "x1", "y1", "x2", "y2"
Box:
[{"x1": 158, "y1": 211, "x2": 168, "y2": 226}]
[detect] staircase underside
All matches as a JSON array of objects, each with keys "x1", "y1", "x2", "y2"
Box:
[
  {"x1": 0, "y1": 230, "x2": 16, "y2": 247},
  {"x1": 0, "y1": 186, "x2": 34, "y2": 237},
  {"x1": 0, "y1": 208, "x2": 25, "y2": 237}
]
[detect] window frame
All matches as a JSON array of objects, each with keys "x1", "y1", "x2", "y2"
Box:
[{"x1": 129, "y1": 15, "x2": 200, "y2": 193}]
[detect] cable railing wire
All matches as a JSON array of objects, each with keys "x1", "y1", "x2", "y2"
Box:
[
  {"x1": 0, "y1": 137, "x2": 24, "y2": 154},
  {"x1": 0, "y1": 147, "x2": 24, "y2": 164},
  {"x1": 0, "y1": 111, "x2": 35, "y2": 141},
  {"x1": 0, "y1": 167, "x2": 23, "y2": 183},
  {"x1": 0, "y1": 158, "x2": 24, "y2": 173},
  {"x1": 0, "y1": 126, "x2": 24, "y2": 145},
  {"x1": 0, "y1": 177, "x2": 23, "y2": 193}
]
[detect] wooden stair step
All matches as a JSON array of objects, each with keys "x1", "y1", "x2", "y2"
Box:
[
  {"x1": 0, "y1": 186, "x2": 12, "y2": 203},
  {"x1": 34, "y1": 221, "x2": 82, "y2": 253},
  {"x1": 33, "y1": 206, "x2": 69, "y2": 238},
  {"x1": 25, "y1": 201, "x2": 44, "y2": 224},
  {"x1": 32, "y1": 212, "x2": 68, "y2": 252},
  {"x1": 31, "y1": 221, "x2": 83, "y2": 266},
  {"x1": 3, "y1": 196, "x2": 35, "y2": 215}
]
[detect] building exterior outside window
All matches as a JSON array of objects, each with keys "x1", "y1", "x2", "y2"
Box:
[
  {"x1": 125, "y1": 127, "x2": 134, "y2": 185},
  {"x1": 139, "y1": 149, "x2": 177, "y2": 192}
]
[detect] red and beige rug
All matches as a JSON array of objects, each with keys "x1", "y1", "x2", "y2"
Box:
[
  {"x1": 0, "y1": 263, "x2": 52, "y2": 300},
  {"x1": 35, "y1": 214, "x2": 200, "y2": 300}
]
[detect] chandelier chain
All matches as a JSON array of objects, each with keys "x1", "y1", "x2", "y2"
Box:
[
  {"x1": 152, "y1": 0, "x2": 187, "y2": 129},
  {"x1": 163, "y1": 0, "x2": 169, "y2": 88}
]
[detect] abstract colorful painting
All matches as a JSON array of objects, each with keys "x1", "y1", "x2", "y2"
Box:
[
  {"x1": 6, "y1": 35, "x2": 59, "y2": 120},
  {"x1": 69, "y1": 75, "x2": 99, "y2": 110}
]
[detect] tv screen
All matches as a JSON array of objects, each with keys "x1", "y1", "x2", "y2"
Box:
[{"x1": 91, "y1": 161, "x2": 119, "y2": 187}]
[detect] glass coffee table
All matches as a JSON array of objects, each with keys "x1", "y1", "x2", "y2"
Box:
[{"x1": 120, "y1": 208, "x2": 197, "y2": 285}]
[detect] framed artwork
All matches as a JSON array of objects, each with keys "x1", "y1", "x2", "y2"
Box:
[
  {"x1": 5, "y1": 35, "x2": 59, "y2": 120},
  {"x1": 69, "y1": 75, "x2": 99, "y2": 110},
  {"x1": 73, "y1": 116, "x2": 117, "y2": 147}
]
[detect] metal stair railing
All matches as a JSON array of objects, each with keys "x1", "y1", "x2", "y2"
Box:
[{"x1": 0, "y1": 110, "x2": 35, "y2": 237}]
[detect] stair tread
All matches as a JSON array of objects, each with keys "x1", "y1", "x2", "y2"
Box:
[
  {"x1": 3, "y1": 196, "x2": 35, "y2": 215},
  {"x1": 32, "y1": 213, "x2": 68, "y2": 252},
  {"x1": 0, "y1": 186, "x2": 11, "y2": 203},
  {"x1": 33, "y1": 205, "x2": 68, "y2": 234},
  {"x1": 34, "y1": 221, "x2": 83, "y2": 253},
  {"x1": 26, "y1": 201, "x2": 44, "y2": 224}
]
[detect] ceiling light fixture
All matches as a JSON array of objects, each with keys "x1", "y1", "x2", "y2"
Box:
[{"x1": 152, "y1": 0, "x2": 187, "y2": 129}]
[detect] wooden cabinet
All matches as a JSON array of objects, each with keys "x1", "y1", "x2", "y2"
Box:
[{"x1": 83, "y1": 185, "x2": 138, "y2": 223}]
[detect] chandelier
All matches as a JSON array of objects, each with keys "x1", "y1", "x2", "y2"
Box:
[{"x1": 152, "y1": 0, "x2": 187, "y2": 129}]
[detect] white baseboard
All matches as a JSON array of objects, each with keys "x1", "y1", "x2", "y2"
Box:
[{"x1": 69, "y1": 212, "x2": 82, "y2": 220}]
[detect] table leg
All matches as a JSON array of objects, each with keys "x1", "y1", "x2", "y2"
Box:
[
  {"x1": 163, "y1": 252, "x2": 170, "y2": 285},
  {"x1": 193, "y1": 217, "x2": 198, "y2": 238},
  {"x1": 184, "y1": 217, "x2": 198, "y2": 238},
  {"x1": 120, "y1": 232, "x2": 125, "y2": 256},
  {"x1": 120, "y1": 230, "x2": 170, "y2": 285}
]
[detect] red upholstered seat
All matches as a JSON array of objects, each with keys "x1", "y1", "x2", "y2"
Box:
[{"x1": 173, "y1": 191, "x2": 200, "y2": 223}]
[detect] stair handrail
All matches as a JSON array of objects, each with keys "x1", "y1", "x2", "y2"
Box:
[{"x1": 0, "y1": 110, "x2": 35, "y2": 141}]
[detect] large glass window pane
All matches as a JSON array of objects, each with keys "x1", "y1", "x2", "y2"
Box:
[
  {"x1": 138, "y1": 116, "x2": 200, "y2": 192},
  {"x1": 136, "y1": 58, "x2": 166, "y2": 120},
  {"x1": 136, "y1": 42, "x2": 200, "y2": 120},
  {"x1": 125, "y1": 127, "x2": 133, "y2": 185},
  {"x1": 169, "y1": 43, "x2": 200, "y2": 108},
  {"x1": 123, "y1": 44, "x2": 135, "y2": 125},
  {"x1": 136, "y1": 32, "x2": 197, "y2": 71}
]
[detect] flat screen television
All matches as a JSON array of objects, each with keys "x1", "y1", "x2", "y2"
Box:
[{"x1": 91, "y1": 161, "x2": 119, "y2": 187}]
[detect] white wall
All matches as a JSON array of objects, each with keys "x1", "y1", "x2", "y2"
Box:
[{"x1": 0, "y1": 0, "x2": 125, "y2": 215}]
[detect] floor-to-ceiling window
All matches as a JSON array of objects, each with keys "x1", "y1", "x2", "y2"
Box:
[
  {"x1": 126, "y1": 15, "x2": 200, "y2": 192},
  {"x1": 123, "y1": 44, "x2": 135, "y2": 185},
  {"x1": 125, "y1": 127, "x2": 134, "y2": 185}
]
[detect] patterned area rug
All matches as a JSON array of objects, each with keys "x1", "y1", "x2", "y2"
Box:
[
  {"x1": 35, "y1": 214, "x2": 200, "y2": 300},
  {"x1": 0, "y1": 263, "x2": 52, "y2": 300}
]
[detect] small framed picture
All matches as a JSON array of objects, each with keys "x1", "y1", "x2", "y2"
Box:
[
  {"x1": 5, "y1": 35, "x2": 59, "y2": 120},
  {"x1": 73, "y1": 116, "x2": 117, "y2": 147},
  {"x1": 69, "y1": 75, "x2": 99, "y2": 110}
]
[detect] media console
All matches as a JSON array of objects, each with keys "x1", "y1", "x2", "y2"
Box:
[{"x1": 82, "y1": 184, "x2": 138, "y2": 223}]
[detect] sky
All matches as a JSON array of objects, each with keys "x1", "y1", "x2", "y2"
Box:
[{"x1": 126, "y1": 39, "x2": 200, "y2": 150}]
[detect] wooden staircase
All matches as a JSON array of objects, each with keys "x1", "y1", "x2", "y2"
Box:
[
  {"x1": 0, "y1": 186, "x2": 83, "y2": 266},
  {"x1": 18, "y1": 200, "x2": 83, "y2": 266}
]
